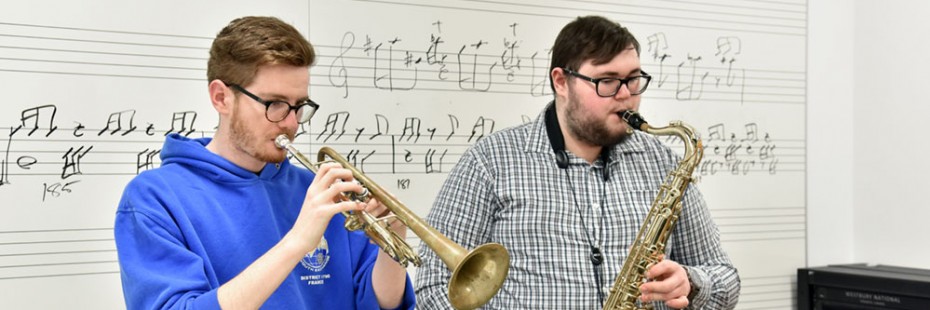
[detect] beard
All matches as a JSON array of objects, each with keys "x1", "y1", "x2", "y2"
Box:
[
  {"x1": 229, "y1": 102, "x2": 288, "y2": 164},
  {"x1": 564, "y1": 88, "x2": 630, "y2": 147}
]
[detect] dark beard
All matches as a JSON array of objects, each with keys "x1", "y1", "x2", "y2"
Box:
[{"x1": 564, "y1": 92, "x2": 630, "y2": 147}]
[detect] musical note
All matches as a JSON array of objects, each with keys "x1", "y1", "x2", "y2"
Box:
[
  {"x1": 12, "y1": 105, "x2": 58, "y2": 137},
  {"x1": 60, "y1": 145, "x2": 93, "y2": 179},
  {"x1": 98, "y1": 110, "x2": 138, "y2": 136},
  {"x1": 647, "y1": 32, "x2": 672, "y2": 88},
  {"x1": 164, "y1": 111, "x2": 197, "y2": 136},
  {"x1": 136, "y1": 148, "x2": 161, "y2": 174}
]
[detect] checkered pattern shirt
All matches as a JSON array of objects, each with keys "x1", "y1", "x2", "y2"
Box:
[{"x1": 415, "y1": 107, "x2": 740, "y2": 309}]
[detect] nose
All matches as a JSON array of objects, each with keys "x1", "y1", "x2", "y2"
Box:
[
  {"x1": 278, "y1": 109, "x2": 300, "y2": 132},
  {"x1": 613, "y1": 83, "x2": 632, "y2": 100}
]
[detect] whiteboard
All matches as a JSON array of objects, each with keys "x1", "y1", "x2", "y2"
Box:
[{"x1": 0, "y1": 0, "x2": 807, "y2": 309}]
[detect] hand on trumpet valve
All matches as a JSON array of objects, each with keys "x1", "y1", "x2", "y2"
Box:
[
  {"x1": 291, "y1": 162, "x2": 366, "y2": 248},
  {"x1": 364, "y1": 196, "x2": 407, "y2": 238},
  {"x1": 305, "y1": 162, "x2": 365, "y2": 210}
]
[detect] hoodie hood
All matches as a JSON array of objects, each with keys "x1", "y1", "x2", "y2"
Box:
[{"x1": 159, "y1": 133, "x2": 289, "y2": 184}]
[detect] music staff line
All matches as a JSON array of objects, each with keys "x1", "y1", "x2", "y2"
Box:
[
  {"x1": 354, "y1": 0, "x2": 807, "y2": 36},
  {"x1": 314, "y1": 48, "x2": 807, "y2": 80},
  {"x1": 0, "y1": 21, "x2": 214, "y2": 40},
  {"x1": 0, "y1": 270, "x2": 119, "y2": 281},
  {"x1": 0, "y1": 27, "x2": 805, "y2": 86},
  {"x1": 0, "y1": 32, "x2": 206, "y2": 51},
  {"x1": 738, "y1": 276, "x2": 794, "y2": 309},
  {"x1": 312, "y1": 65, "x2": 804, "y2": 105},
  {"x1": 0, "y1": 184, "x2": 799, "y2": 280},
  {"x1": 741, "y1": 274, "x2": 794, "y2": 295},
  {"x1": 0, "y1": 227, "x2": 118, "y2": 281},
  {"x1": 714, "y1": 206, "x2": 805, "y2": 242},
  {"x1": 313, "y1": 28, "x2": 800, "y2": 104},
  {"x1": 2, "y1": 21, "x2": 806, "y2": 106},
  {"x1": 2, "y1": 130, "x2": 802, "y2": 176}
]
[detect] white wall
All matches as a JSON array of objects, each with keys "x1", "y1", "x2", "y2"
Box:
[
  {"x1": 808, "y1": 0, "x2": 930, "y2": 269},
  {"x1": 851, "y1": 0, "x2": 930, "y2": 269},
  {"x1": 807, "y1": 0, "x2": 856, "y2": 267}
]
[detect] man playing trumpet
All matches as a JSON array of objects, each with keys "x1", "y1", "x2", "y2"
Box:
[{"x1": 114, "y1": 16, "x2": 414, "y2": 309}]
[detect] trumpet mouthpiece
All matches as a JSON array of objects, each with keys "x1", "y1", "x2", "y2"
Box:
[{"x1": 275, "y1": 134, "x2": 292, "y2": 149}]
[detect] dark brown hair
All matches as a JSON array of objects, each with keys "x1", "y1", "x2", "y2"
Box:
[
  {"x1": 549, "y1": 16, "x2": 641, "y2": 92},
  {"x1": 207, "y1": 16, "x2": 315, "y2": 86}
]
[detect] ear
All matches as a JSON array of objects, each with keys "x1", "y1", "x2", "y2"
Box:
[
  {"x1": 551, "y1": 67, "x2": 569, "y2": 98},
  {"x1": 208, "y1": 79, "x2": 232, "y2": 116}
]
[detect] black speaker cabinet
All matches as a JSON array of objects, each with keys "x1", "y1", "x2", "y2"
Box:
[{"x1": 798, "y1": 264, "x2": 930, "y2": 310}]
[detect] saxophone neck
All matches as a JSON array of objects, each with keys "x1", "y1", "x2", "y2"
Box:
[{"x1": 618, "y1": 112, "x2": 703, "y2": 164}]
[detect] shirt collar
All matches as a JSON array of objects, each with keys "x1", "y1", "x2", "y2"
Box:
[{"x1": 524, "y1": 102, "x2": 648, "y2": 161}]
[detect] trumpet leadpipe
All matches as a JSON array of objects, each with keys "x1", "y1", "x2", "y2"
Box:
[{"x1": 275, "y1": 135, "x2": 369, "y2": 201}]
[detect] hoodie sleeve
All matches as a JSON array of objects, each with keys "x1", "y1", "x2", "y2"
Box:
[
  {"x1": 346, "y1": 229, "x2": 416, "y2": 310},
  {"x1": 114, "y1": 198, "x2": 221, "y2": 310}
]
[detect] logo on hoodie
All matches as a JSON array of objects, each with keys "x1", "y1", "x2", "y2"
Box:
[{"x1": 300, "y1": 236, "x2": 330, "y2": 272}]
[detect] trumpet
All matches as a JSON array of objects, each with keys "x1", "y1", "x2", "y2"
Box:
[{"x1": 275, "y1": 135, "x2": 510, "y2": 310}]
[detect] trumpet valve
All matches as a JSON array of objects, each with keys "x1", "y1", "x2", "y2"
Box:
[{"x1": 343, "y1": 212, "x2": 366, "y2": 231}]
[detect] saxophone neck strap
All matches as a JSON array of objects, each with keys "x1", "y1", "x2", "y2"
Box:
[
  {"x1": 544, "y1": 101, "x2": 569, "y2": 169},
  {"x1": 544, "y1": 101, "x2": 611, "y2": 180}
]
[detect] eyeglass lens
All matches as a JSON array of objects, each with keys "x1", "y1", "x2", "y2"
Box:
[
  {"x1": 596, "y1": 77, "x2": 648, "y2": 96},
  {"x1": 266, "y1": 101, "x2": 316, "y2": 123}
]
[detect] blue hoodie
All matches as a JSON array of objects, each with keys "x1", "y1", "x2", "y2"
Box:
[{"x1": 114, "y1": 134, "x2": 415, "y2": 309}]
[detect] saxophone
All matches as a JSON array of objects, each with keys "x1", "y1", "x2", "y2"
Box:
[{"x1": 602, "y1": 111, "x2": 704, "y2": 310}]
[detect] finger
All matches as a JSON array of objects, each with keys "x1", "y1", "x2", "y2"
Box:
[
  {"x1": 365, "y1": 201, "x2": 389, "y2": 217},
  {"x1": 315, "y1": 162, "x2": 343, "y2": 179},
  {"x1": 646, "y1": 259, "x2": 677, "y2": 280},
  {"x1": 307, "y1": 163, "x2": 332, "y2": 192},
  {"x1": 318, "y1": 162, "x2": 343, "y2": 170},
  {"x1": 329, "y1": 200, "x2": 366, "y2": 214},
  {"x1": 642, "y1": 277, "x2": 689, "y2": 304},
  {"x1": 321, "y1": 167, "x2": 357, "y2": 187},
  {"x1": 308, "y1": 164, "x2": 349, "y2": 193},
  {"x1": 640, "y1": 279, "x2": 678, "y2": 300},
  {"x1": 640, "y1": 288, "x2": 681, "y2": 306},
  {"x1": 665, "y1": 295, "x2": 690, "y2": 309},
  {"x1": 310, "y1": 181, "x2": 361, "y2": 205},
  {"x1": 325, "y1": 181, "x2": 365, "y2": 200}
]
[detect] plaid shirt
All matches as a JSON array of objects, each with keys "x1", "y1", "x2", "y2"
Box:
[{"x1": 415, "y1": 107, "x2": 740, "y2": 309}]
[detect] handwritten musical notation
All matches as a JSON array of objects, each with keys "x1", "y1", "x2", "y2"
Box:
[
  {"x1": 312, "y1": 26, "x2": 805, "y2": 106},
  {"x1": 697, "y1": 122, "x2": 799, "y2": 177},
  {"x1": 0, "y1": 103, "x2": 801, "y2": 203}
]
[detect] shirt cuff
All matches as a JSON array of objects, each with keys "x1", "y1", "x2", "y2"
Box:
[{"x1": 684, "y1": 266, "x2": 709, "y2": 309}]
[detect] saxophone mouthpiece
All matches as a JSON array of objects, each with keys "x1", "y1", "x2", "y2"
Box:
[
  {"x1": 275, "y1": 134, "x2": 292, "y2": 149},
  {"x1": 619, "y1": 110, "x2": 647, "y2": 132}
]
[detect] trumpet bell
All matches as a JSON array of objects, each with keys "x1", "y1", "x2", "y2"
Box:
[{"x1": 449, "y1": 243, "x2": 510, "y2": 310}]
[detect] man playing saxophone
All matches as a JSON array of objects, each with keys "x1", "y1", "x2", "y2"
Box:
[
  {"x1": 415, "y1": 15, "x2": 739, "y2": 309},
  {"x1": 113, "y1": 16, "x2": 414, "y2": 309}
]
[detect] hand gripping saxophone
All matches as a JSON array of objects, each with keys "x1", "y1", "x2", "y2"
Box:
[
  {"x1": 275, "y1": 135, "x2": 510, "y2": 310},
  {"x1": 602, "y1": 111, "x2": 704, "y2": 310}
]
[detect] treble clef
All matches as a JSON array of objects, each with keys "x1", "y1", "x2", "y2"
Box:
[{"x1": 329, "y1": 32, "x2": 354, "y2": 98}]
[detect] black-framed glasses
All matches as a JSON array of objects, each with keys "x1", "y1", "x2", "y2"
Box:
[
  {"x1": 562, "y1": 67, "x2": 652, "y2": 97},
  {"x1": 226, "y1": 83, "x2": 319, "y2": 123}
]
